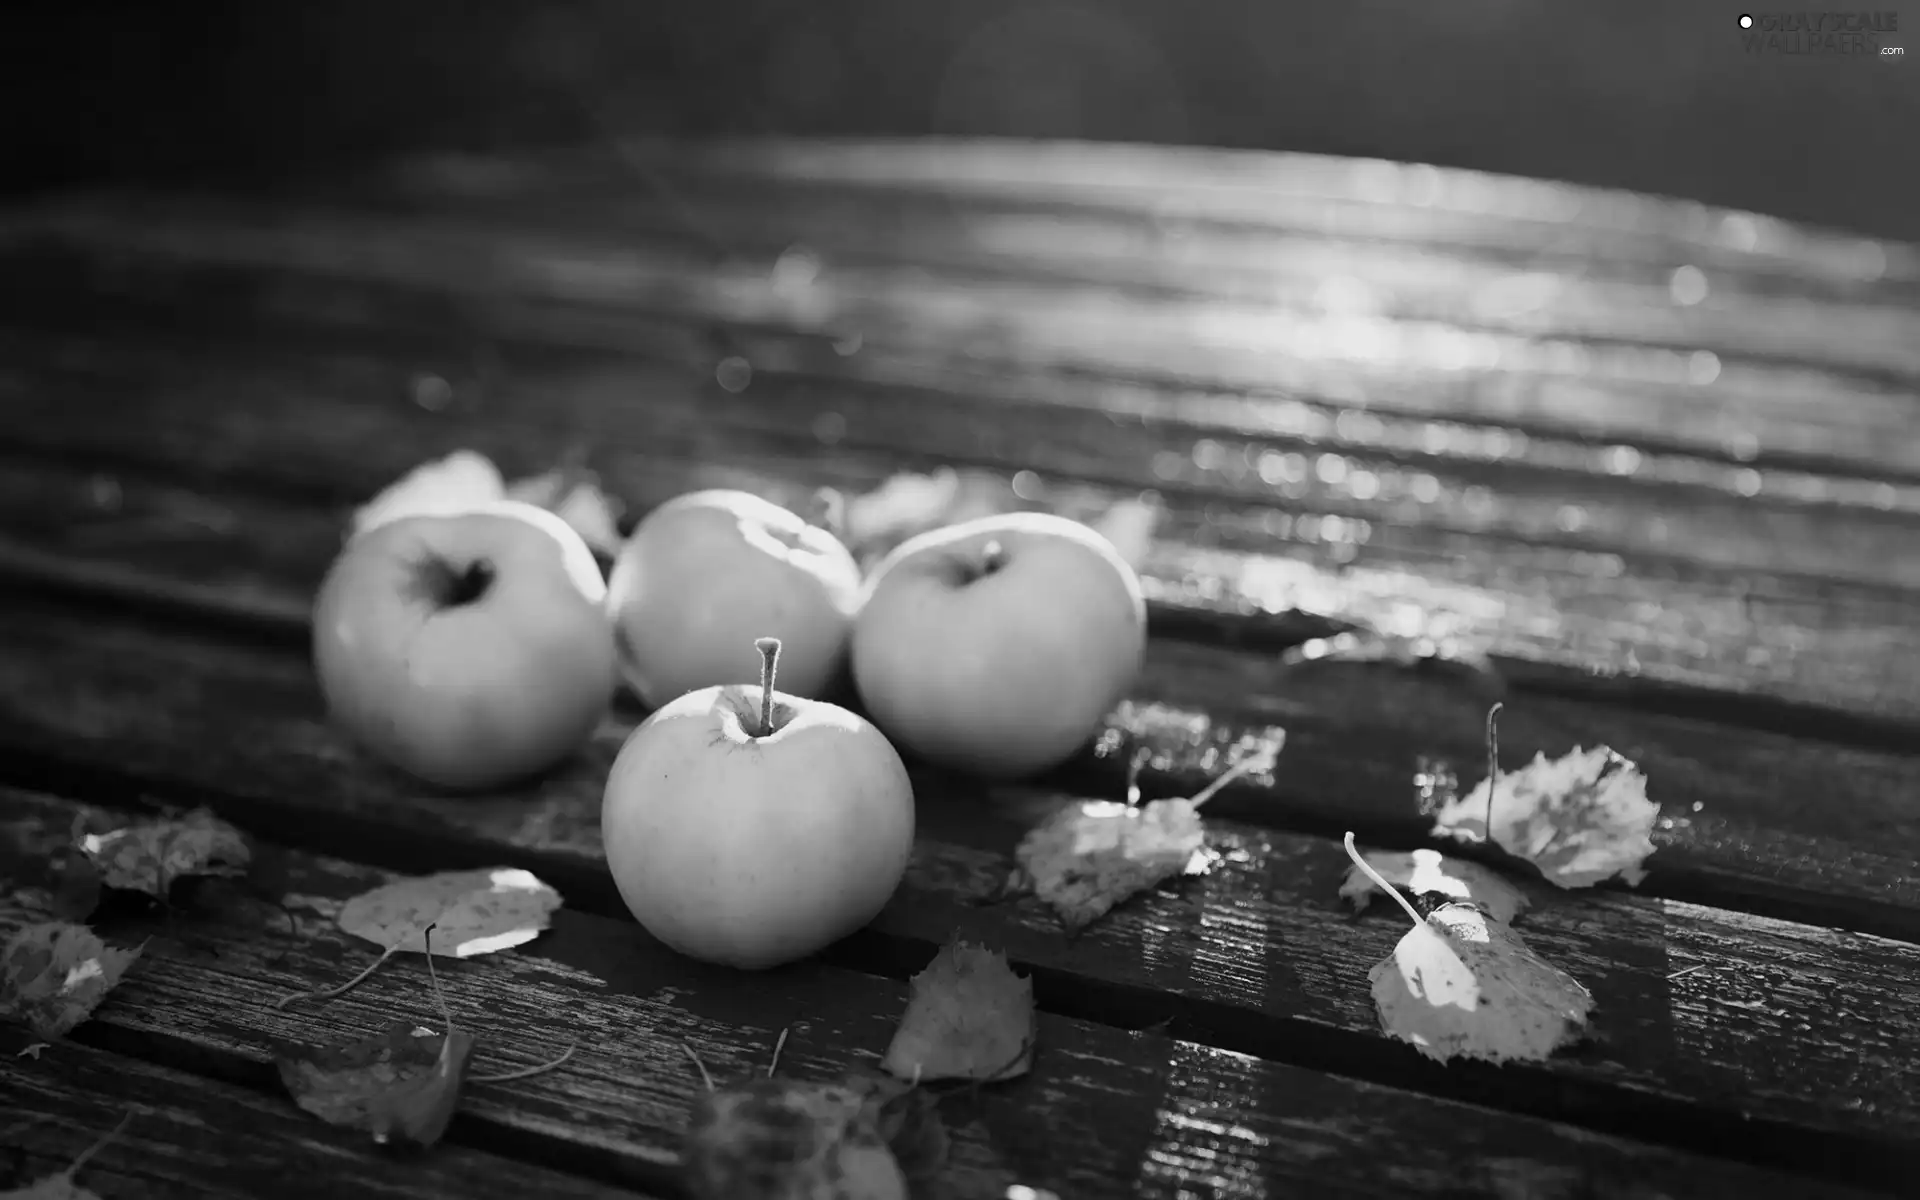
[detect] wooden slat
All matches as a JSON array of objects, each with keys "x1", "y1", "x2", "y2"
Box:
[
  {"x1": 544, "y1": 140, "x2": 1920, "y2": 292},
  {"x1": 4, "y1": 789, "x2": 1873, "y2": 1199},
  {"x1": 0, "y1": 596, "x2": 1915, "y2": 1189},
  {"x1": 1, "y1": 434, "x2": 1917, "y2": 941},
  {"x1": 1, "y1": 305, "x2": 1917, "y2": 737},
  {"x1": 0, "y1": 1040, "x2": 647, "y2": 1199}
]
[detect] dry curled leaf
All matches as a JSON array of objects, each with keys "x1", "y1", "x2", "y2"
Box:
[
  {"x1": 1346, "y1": 835, "x2": 1591, "y2": 1066},
  {"x1": 1087, "y1": 495, "x2": 1161, "y2": 571},
  {"x1": 277, "y1": 1021, "x2": 476, "y2": 1149},
  {"x1": 0, "y1": 922, "x2": 144, "y2": 1041},
  {"x1": 504, "y1": 466, "x2": 624, "y2": 559},
  {"x1": 833, "y1": 467, "x2": 1015, "y2": 568},
  {"x1": 883, "y1": 939, "x2": 1035, "y2": 1084},
  {"x1": 352, "y1": 449, "x2": 623, "y2": 557},
  {"x1": 1339, "y1": 848, "x2": 1531, "y2": 925},
  {"x1": 351, "y1": 449, "x2": 504, "y2": 539},
  {"x1": 1009, "y1": 745, "x2": 1276, "y2": 932},
  {"x1": 1431, "y1": 746, "x2": 1658, "y2": 888},
  {"x1": 78, "y1": 807, "x2": 250, "y2": 901},
  {"x1": 0, "y1": 1111, "x2": 132, "y2": 1200},
  {"x1": 685, "y1": 1073, "x2": 942, "y2": 1200}
]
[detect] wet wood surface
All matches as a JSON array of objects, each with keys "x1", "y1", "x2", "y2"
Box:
[{"x1": 0, "y1": 138, "x2": 1914, "y2": 1196}]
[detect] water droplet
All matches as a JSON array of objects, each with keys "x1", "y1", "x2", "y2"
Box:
[
  {"x1": 1670, "y1": 266, "x2": 1709, "y2": 307},
  {"x1": 1192, "y1": 439, "x2": 1227, "y2": 472},
  {"x1": 1346, "y1": 469, "x2": 1380, "y2": 501},
  {"x1": 1720, "y1": 214, "x2": 1759, "y2": 252},
  {"x1": 1151, "y1": 450, "x2": 1184, "y2": 481},
  {"x1": 1733, "y1": 468, "x2": 1762, "y2": 498},
  {"x1": 1409, "y1": 473, "x2": 1441, "y2": 504},
  {"x1": 87, "y1": 475, "x2": 122, "y2": 510},
  {"x1": 771, "y1": 244, "x2": 821, "y2": 291},
  {"x1": 716, "y1": 356, "x2": 752, "y2": 393},
  {"x1": 832, "y1": 332, "x2": 863, "y2": 356},
  {"x1": 1687, "y1": 350, "x2": 1721, "y2": 385},
  {"x1": 412, "y1": 372, "x2": 454, "y2": 411},
  {"x1": 1314, "y1": 453, "x2": 1348, "y2": 485},
  {"x1": 1011, "y1": 470, "x2": 1044, "y2": 500},
  {"x1": 1556, "y1": 505, "x2": 1587, "y2": 533},
  {"x1": 811, "y1": 411, "x2": 845, "y2": 445},
  {"x1": 1604, "y1": 445, "x2": 1642, "y2": 476}
]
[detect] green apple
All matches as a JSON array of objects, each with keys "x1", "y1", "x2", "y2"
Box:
[
  {"x1": 312, "y1": 500, "x2": 617, "y2": 790},
  {"x1": 606, "y1": 490, "x2": 861, "y2": 707},
  {"x1": 851, "y1": 512, "x2": 1146, "y2": 779},
  {"x1": 602, "y1": 638, "x2": 915, "y2": 970}
]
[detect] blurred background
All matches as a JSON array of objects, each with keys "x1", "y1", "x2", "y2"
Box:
[{"x1": 3, "y1": 0, "x2": 1915, "y2": 239}]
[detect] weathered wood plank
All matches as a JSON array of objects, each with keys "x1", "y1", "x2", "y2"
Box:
[
  {"x1": 0, "y1": 598, "x2": 1915, "y2": 1184},
  {"x1": 4, "y1": 790, "x2": 1877, "y2": 1199},
  {"x1": 496, "y1": 141, "x2": 1919, "y2": 292},
  {"x1": 2, "y1": 315, "x2": 1917, "y2": 736},
  {"x1": 0, "y1": 447, "x2": 1916, "y2": 942},
  {"x1": 162, "y1": 166, "x2": 1920, "y2": 369},
  {"x1": 355, "y1": 152, "x2": 1920, "y2": 307},
  {"x1": 0, "y1": 1040, "x2": 648, "y2": 1199}
]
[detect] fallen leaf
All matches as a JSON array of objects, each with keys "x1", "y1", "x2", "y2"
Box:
[
  {"x1": 1008, "y1": 743, "x2": 1277, "y2": 932},
  {"x1": 863, "y1": 1077, "x2": 949, "y2": 1186},
  {"x1": 77, "y1": 807, "x2": 250, "y2": 901},
  {"x1": 277, "y1": 924, "x2": 475, "y2": 1149},
  {"x1": 684, "y1": 1076, "x2": 910, "y2": 1200},
  {"x1": 15, "y1": 1042, "x2": 47, "y2": 1060},
  {"x1": 1339, "y1": 848, "x2": 1531, "y2": 925},
  {"x1": 883, "y1": 939, "x2": 1035, "y2": 1084},
  {"x1": 277, "y1": 1021, "x2": 476, "y2": 1149},
  {"x1": 1345, "y1": 833, "x2": 1592, "y2": 1065},
  {"x1": 0, "y1": 1111, "x2": 133, "y2": 1200},
  {"x1": 504, "y1": 466, "x2": 625, "y2": 559},
  {"x1": 350, "y1": 449, "x2": 504, "y2": 539},
  {"x1": 1431, "y1": 745, "x2": 1659, "y2": 888},
  {"x1": 1088, "y1": 494, "x2": 1161, "y2": 571},
  {"x1": 834, "y1": 467, "x2": 1017, "y2": 568},
  {"x1": 0, "y1": 922, "x2": 144, "y2": 1040},
  {"x1": 277, "y1": 867, "x2": 561, "y2": 1008}
]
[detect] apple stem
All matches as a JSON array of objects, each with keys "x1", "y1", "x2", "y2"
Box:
[
  {"x1": 1484, "y1": 702, "x2": 1503, "y2": 838},
  {"x1": 980, "y1": 539, "x2": 1008, "y2": 576},
  {"x1": 755, "y1": 637, "x2": 781, "y2": 736},
  {"x1": 1343, "y1": 831, "x2": 1425, "y2": 931}
]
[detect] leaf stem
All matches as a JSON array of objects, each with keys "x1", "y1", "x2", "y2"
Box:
[
  {"x1": 1484, "y1": 702, "x2": 1504, "y2": 837},
  {"x1": 422, "y1": 922, "x2": 453, "y2": 1035},
  {"x1": 681, "y1": 1041, "x2": 715, "y2": 1092},
  {"x1": 1189, "y1": 735, "x2": 1284, "y2": 811},
  {"x1": 754, "y1": 637, "x2": 781, "y2": 736},
  {"x1": 1342, "y1": 831, "x2": 1425, "y2": 930},
  {"x1": 63, "y1": 1109, "x2": 134, "y2": 1181},
  {"x1": 765, "y1": 1026, "x2": 790, "y2": 1078},
  {"x1": 472, "y1": 1042, "x2": 577, "y2": 1084},
  {"x1": 273, "y1": 945, "x2": 396, "y2": 1009}
]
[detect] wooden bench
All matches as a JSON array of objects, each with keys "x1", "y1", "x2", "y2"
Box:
[{"x1": 0, "y1": 138, "x2": 1915, "y2": 1198}]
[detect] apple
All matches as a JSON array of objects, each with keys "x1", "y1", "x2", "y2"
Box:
[
  {"x1": 851, "y1": 511, "x2": 1146, "y2": 780},
  {"x1": 602, "y1": 637, "x2": 915, "y2": 970},
  {"x1": 606, "y1": 490, "x2": 861, "y2": 707},
  {"x1": 312, "y1": 500, "x2": 618, "y2": 790}
]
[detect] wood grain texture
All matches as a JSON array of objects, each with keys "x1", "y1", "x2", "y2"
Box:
[
  {"x1": 3, "y1": 790, "x2": 1875, "y2": 1200},
  {"x1": 0, "y1": 415, "x2": 1916, "y2": 944},
  {"x1": 0, "y1": 600, "x2": 1914, "y2": 1189},
  {"x1": 0, "y1": 311, "x2": 1916, "y2": 739},
  {"x1": 0, "y1": 1040, "x2": 648, "y2": 1199}
]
